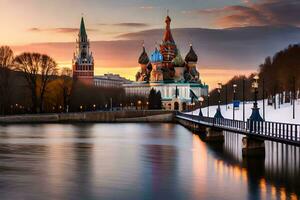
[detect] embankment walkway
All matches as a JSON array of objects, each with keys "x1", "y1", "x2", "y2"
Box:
[{"x1": 0, "y1": 110, "x2": 175, "y2": 124}]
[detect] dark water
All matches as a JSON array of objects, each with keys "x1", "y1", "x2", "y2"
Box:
[{"x1": 0, "y1": 123, "x2": 299, "y2": 200}]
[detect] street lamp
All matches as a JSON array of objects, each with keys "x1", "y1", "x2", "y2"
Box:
[
  {"x1": 249, "y1": 75, "x2": 263, "y2": 121},
  {"x1": 199, "y1": 96, "x2": 204, "y2": 117},
  {"x1": 207, "y1": 94, "x2": 210, "y2": 117},
  {"x1": 138, "y1": 100, "x2": 142, "y2": 110},
  {"x1": 214, "y1": 82, "x2": 224, "y2": 118},
  {"x1": 233, "y1": 84, "x2": 237, "y2": 120},
  {"x1": 93, "y1": 104, "x2": 96, "y2": 111},
  {"x1": 192, "y1": 102, "x2": 195, "y2": 115}
]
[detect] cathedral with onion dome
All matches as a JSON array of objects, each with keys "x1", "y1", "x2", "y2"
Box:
[{"x1": 124, "y1": 14, "x2": 208, "y2": 111}]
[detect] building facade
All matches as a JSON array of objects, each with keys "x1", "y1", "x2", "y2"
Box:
[
  {"x1": 94, "y1": 74, "x2": 132, "y2": 88},
  {"x1": 124, "y1": 14, "x2": 208, "y2": 111},
  {"x1": 72, "y1": 17, "x2": 94, "y2": 85}
]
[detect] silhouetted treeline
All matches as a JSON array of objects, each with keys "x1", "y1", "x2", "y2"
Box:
[
  {"x1": 0, "y1": 69, "x2": 140, "y2": 114},
  {"x1": 0, "y1": 46, "x2": 148, "y2": 115},
  {"x1": 208, "y1": 44, "x2": 300, "y2": 106},
  {"x1": 69, "y1": 81, "x2": 147, "y2": 112},
  {"x1": 259, "y1": 44, "x2": 300, "y2": 94}
]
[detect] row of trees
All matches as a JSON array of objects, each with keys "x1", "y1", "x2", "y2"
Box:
[
  {"x1": 259, "y1": 44, "x2": 300, "y2": 94},
  {"x1": 208, "y1": 44, "x2": 300, "y2": 106},
  {"x1": 0, "y1": 46, "x2": 153, "y2": 115}
]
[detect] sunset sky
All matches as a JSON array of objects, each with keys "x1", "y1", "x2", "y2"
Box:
[{"x1": 1, "y1": 0, "x2": 299, "y2": 88}]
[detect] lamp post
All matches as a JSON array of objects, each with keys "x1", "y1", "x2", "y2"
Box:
[
  {"x1": 249, "y1": 75, "x2": 263, "y2": 122},
  {"x1": 214, "y1": 83, "x2": 224, "y2": 118},
  {"x1": 262, "y1": 78, "x2": 265, "y2": 120},
  {"x1": 138, "y1": 100, "x2": 142, "y2": 110},
  {"x1": 233, "y1": 84, "x2": 237, "y2": 120},
  {"x1": 293, "y1": 77, "x2": 296, "y2": 119},
  {"x1": 199, "y1": 96, "x2": 204, "y2": 117},
  {"x1": 243, "y1": 78, "x2": 245, "y2": 122},
  {"x1": 225, "y1": 84, "x2": 228, "y2": 111},
  {"x1": 207, "y1": 94, "x2": 210, "y2": 117},
  {"x1": 192, "y1": 102, "x2": 195, "y2": 115},
  {"x1": 110, "y1": 98, "x2": 113, "y2": 111}
]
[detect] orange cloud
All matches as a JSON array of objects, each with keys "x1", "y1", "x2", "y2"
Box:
[{"x1": 28, "y1": 27, "x2": 98, "y2": 34}]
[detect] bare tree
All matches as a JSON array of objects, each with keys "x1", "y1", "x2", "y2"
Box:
[
  {"x1": 0, "y1": 46, "x2": 14, "y2": 115},
  {"x1": 39, "y1": 54, "x2": 58, "y2": 112},
  {"x1": 59, "y1": 67, "x2": 73, "y2": 112},
  {"x1": 14, "y1": 53, "x2": 58, "y2": 113}
]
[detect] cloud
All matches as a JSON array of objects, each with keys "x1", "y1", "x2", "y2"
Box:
[
  {"x1": 12, "y1": 26, "x2": 300, "y2": 86},
  {"x1": 28, "y1": 27, "x2": 98, "y2": 34},
  {"x1": 113, "y1": 23, "x2": 149, "y2": 28},
  {"x1": 119, "y1": 26, "x2": 300, "y2": 69},
  {"x1": 184, "y1": 0, "x2": 300, "y2": 28},
  {"x1": 97, "y1": 23, "x2": 149, "y2": 28}
]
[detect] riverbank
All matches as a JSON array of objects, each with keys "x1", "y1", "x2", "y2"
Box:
[{"x1": 0, "y1": 110, "x2": 175, "y2": 124}]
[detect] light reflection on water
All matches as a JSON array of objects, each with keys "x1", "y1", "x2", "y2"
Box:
[{"x1": 0, "y1": 123, "x2": 299, "y2": 200}]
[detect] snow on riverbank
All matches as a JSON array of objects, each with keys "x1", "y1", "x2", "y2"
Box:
[{"x1": 189, "y1": 100, "x2": 300, "y2": 124}]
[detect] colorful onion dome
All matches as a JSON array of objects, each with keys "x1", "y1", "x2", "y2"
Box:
[
  {"x1": 172, "y1": 51, "x2": 185, "y2": 67},
  {"x1": 185, "y1": 44, "x2": 198, "y2": 63},
  {"x1": 150, "y1": 47, "x2": 163, "y2": 63},
  {"x1": 138, "y1": 46, "x2": 150, "y2": 65}
]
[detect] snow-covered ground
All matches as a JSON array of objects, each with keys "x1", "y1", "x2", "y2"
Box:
[{"x1": 188, "y1": 99, "x2": 300, "y2": 124}]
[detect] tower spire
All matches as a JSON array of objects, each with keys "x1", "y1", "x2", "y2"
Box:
[
  {"x1": 80, "y1": 16, "x2": 87, "y2": 38},
  {"x1": 163, "y1": 11, "x2": 174, "y2": 43}
]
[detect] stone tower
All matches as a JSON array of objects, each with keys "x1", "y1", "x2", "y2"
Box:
[{"x1": 72, "y1": 17, "x2": 94, "y2": 84}]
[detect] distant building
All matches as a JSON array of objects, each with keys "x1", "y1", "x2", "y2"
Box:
[
  {"x1": 72, "y1": 17, "x2": 94, "y2": 85},
  {"x1": 124, "y1": 14, "x2": 208, "y2": 111},
  {"x1": 94, "y1": 74, "x2": 132, "y2": 88}
]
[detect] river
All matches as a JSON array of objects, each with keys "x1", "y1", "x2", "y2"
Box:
[{"x1": 0, "y1": 123, "x2": 299, "y2": 200}]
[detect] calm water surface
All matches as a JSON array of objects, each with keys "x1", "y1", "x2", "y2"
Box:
[{"x1": 0, "y1": 123, "x2": 299, "y2": 200}]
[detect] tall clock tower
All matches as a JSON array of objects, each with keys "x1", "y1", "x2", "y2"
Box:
[{"x1": 72, "y1": 17, "x2": 94, "y2": 84}]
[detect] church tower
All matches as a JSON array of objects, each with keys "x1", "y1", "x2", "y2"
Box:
[
  {"x1": 160, "y1": 13, "x2": 177, "y2": 80},
  {"x1": 72, "y1": 17, "x2": 94, "y2": 84}
]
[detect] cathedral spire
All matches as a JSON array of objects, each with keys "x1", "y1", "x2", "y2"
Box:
[
  {"x1": 163, "y1": 12, "x2": 174, "y2": 43},
  {"x1": 79, "y1": 17, "x2": 87, "y2": 38}
]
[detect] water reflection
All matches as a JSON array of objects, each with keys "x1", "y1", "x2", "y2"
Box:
[
  {"x1": 202, "y1": 131, "x2": 300, "y2": 199},
  {"x1": 0, "y1": 124, "x2": 299, "y2": 200}
]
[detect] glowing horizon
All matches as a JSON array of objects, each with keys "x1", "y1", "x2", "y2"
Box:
[{"x1": 2, "y1": 0, "x2": 299, "y2": 89}]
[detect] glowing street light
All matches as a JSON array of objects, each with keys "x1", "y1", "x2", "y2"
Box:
[
  {"x1": 214, "y1": 82, "x2": 224, "y2": 118},
  {"x1": 233, "y1": 84, "x2": 237, "y2": 120},
  {"x1": 199, "y1": 96, "x2": 204, "y2": 117},
  {"x1": 249, "y1": 75, "x2": 263, "y2": 121}
]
